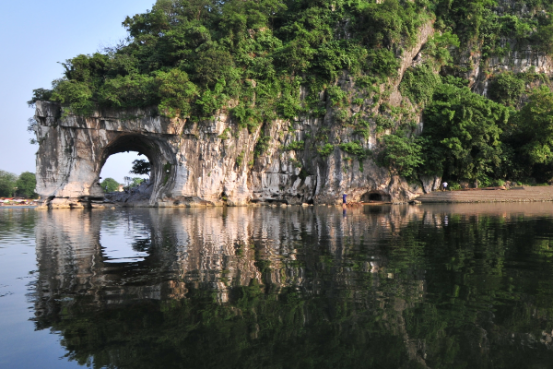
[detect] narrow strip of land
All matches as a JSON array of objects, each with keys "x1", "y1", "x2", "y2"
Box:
[{"x1": 416, "y1": 186, "x2": 553, "y2": 203}]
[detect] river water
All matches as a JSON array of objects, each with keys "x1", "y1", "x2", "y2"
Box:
[{"x1": 0, "y1": 204, "x2": 551, "y2": 369}]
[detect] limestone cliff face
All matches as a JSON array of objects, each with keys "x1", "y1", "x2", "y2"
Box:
[
  {"x1": 454, "y1": 1, "x2": 553, "y2": 96},
  {"x1": 35, "y1": 100, "x2": 434, "y2": 207}
]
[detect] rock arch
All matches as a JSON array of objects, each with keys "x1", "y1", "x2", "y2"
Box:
[{"x1": 34, "y1": 102, "x2": 178, "y2": 208}]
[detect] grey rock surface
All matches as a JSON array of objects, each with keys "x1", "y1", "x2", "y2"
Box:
[{"x1": 34, "y1": 100, "x2": 426, "y2": 208}]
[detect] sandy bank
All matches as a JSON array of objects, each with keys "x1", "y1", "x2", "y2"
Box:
[{"x1": 416, "y1": 186, "x2": 553, "y2": 203}]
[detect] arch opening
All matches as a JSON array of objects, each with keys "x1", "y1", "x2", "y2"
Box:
[
  {"x1": 95, "y1": 134, "x2": 176, "y2": 203},
  {"x1": 100, "y1": 152, "x2": 151, "y2": 194},
  {"x1": 360, "y1": 191, "x2": 391, "y2": 203}
]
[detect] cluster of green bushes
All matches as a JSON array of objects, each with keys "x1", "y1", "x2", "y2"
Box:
[
  {"x1": 433, "y1": 0, "x2": 552, "y2": 56},
  {"x1": 100, "y1": 177, "x2": 121, "y2": 193},
  {"x1": 380, "y1": 85, "x2": 552, "y2": 183},
  {"x1": 28, "y1": 0, "x2": 432, "y2": 123},
  {"x1": 0, "y1": 171, "x2": 37, "y2": 198}
]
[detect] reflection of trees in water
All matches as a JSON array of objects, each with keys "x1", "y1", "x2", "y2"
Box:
[
  {"x1": 0, "y1": 208, "x2": 36, "y2": 241},
  {"x1": 379, "y1": 214, "x2": 553, "y2": 368},
  {"x1": 131, "y1": 238, "x2": 151, "y2": 252},
  {"x1": 31, "y1": 206, "x2": 552, "y2": 369}
]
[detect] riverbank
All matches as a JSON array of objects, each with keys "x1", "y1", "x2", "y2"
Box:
[
  {"x1": 416, "y1": 185, "x2": 553, "y2": 203},
  {"x1": 0, "y1": 198, "x2": 38, "y2": 206},
  {"x1": 13, "y1": 185, "x2": 554, "y2": 209}
]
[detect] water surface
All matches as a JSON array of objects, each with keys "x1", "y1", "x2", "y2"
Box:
[{"x1": 0, "y1": 204, "x2": 552, "y2": 368}]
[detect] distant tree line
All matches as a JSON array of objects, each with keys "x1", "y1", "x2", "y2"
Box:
[
  {"x1": 0, "y1": 171, "x2": 38, "y2": 198},
  {"x1": 100, "y1": 177, "x2": 147, "y2": 192},
  {"x1": 100, "y1": 158, "x2": 150, "y2": 193},
  {"x1": 0, "y1": 158, "x2": 151, "y2": 198}
]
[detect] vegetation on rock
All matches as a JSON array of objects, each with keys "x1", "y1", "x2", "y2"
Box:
[{"x1": 29, "y1": 0, "x2": 553, "y2": 185}]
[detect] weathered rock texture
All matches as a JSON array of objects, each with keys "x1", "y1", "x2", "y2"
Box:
[
  {"x1": 455, "y1": 1, "x2": 553, "y2": 97},
  {"x1": 35, "y1": 99, "x2": 433, "y2": 208}
]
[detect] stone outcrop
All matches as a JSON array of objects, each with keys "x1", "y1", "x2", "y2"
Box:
[
  {"x1": 34, "y1": 100, "x2": 432, "y2": 208},
  {"x1": 453, "y1": 1, "x2": 553, "y2": 96},
  {"x1": 34, "y1": 23, "x2": 441, "y2": 209}
]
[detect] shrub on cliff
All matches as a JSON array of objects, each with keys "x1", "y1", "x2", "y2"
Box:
[
  {"x1": 501, "y1": 86, "x2": 553, "y2": 182},
  {"x1": 29, "y1": 0, "x2": 429, "y2": 119},
  {"x1": 488, "y1": 72, "x2": 525, "y2": 107},
  {"x1": 379, "y1": 131, "x2": 424, "y2": 179}
]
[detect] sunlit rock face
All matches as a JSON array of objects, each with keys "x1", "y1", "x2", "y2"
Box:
[{"x1": 34, "y1": 100, "x2": 431, "y2": 208}]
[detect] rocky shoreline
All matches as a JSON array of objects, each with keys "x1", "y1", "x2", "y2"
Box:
[{"x1": 29, "y1": 185, "x2": 552, "y2": 209}]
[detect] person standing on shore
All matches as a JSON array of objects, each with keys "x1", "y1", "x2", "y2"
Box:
[{"x1": 442, "y1": 181, "x2": 448, "y2": 191}]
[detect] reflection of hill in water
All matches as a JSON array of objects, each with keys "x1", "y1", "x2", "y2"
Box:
[{"x1": 33, "y1": 205, "x2": 552, "y2": 369}]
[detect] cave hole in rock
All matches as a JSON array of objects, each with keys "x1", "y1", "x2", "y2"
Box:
[
  {"x1": 98, "y1": 135, "x2": 161, "y2": 199},
  {"x1": 100, "y1": 152, "x2": 151, "y2": 193},
  {"x1": 360, "y1": 191, "x2": 391, "y2": 203}
]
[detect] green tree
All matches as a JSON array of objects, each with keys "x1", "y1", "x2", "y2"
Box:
[
  {"x1": 100, "y1": 178, "x2": 120, "y2": 193},
  {"x1": 421, "y1": 84, "x2": 509, "y2": 181},
  {"x1": 516, "y1": 87, "x2": 553, "y2": 166},
  {"x1": 0, "y1": 170, "x2": 17, "y2": 197},
  {"x1": 511, "y1": 86, "x2": 553, "y2": 181},
  {"x1": 15, "y1": 172, "x2": 38, "y2": 199},
  {"x1": 399, "y1": 62, "x2": 441, "y2": 106},
  {"x1": 488, "y1": 72, "x2": 525, "y2": 107},
  {"x1": 130, "y1": 159, "x2": 151, "y2": 175},
  {"x1": 130, "y1": 177, "x2": 145, "y2": 188}
]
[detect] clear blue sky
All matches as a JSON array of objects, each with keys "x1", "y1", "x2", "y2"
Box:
[{"x1": 0, "y1": 0, "x2": 155, "y2": 183}]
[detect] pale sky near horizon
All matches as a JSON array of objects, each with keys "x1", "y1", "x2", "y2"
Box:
[{"x1": 0, "y1": 0, "x2": 156, "y2": 184}]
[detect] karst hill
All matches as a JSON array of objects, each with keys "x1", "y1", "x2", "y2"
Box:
[{"x1": 29, "y1": 0, "x2": 552, "y2": 208}]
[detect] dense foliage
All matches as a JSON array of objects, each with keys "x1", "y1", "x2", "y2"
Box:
[
  {"x1": 421, "y1": 84, "x2": 509, "y2": 181},
  {"x1": 100, "y1": 178, "x2": 120, "y2": 192},
  {"x1": 15, "y1": 172, "x2": 38, "y2": 199},
  {"x1": 502, "y1": 86, "x2": 554, "y2": 181},
  {"x1": 26, "y1": 0, "x2": 436, "y2": 121},
  {"x1": 130, "y1": 158, "x2": 151, "y2": 175},
  {"x1": 0, "y1": 170, "x2": 18, "y2": 197},
  {"x1": 29, "y1": 0, "x2": 552, "y2": 184},
  {"x1": 0, "y1": 170, "x2": 37, "y2": 198}
]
